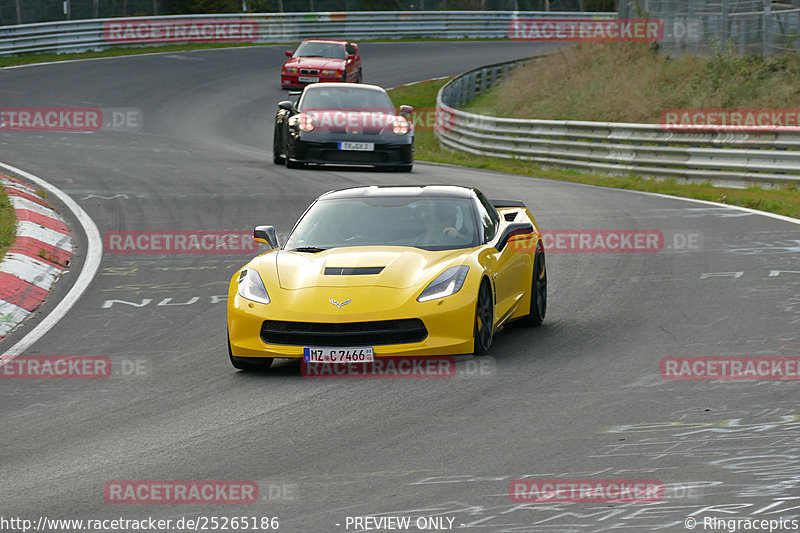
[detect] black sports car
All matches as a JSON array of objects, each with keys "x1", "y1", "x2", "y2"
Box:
[{"x1": 272, "y1": 83, "x2": 414, "y2": 172}]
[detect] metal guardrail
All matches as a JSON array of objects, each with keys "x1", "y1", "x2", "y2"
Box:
[
  {"x1": 619, "y1": 0, "x2": 800, "y2": 56},
  {"x1": 0, "y1": 11, "x2": 616, "y2": 56},
  {"x1": 435, "y1": 60, "x2": 800, "y2": 188}
]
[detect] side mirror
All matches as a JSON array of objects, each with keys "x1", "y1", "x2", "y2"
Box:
[
  {"x1": 399, "y1": 105, "x2": 413, "y2": 116},
  {"x1": 254, "y1": 225, "x2": 279, "y2": 248},
  {"x1": 278, "y1": 100, "x2": 294, "y2": 110},
  {"x1": 348, "y1": 53, "x2": 356, "y2": 61},
  {"x1": 495, "y1": 222, "x2": 534, "y2": 252},
  {"x1": 285, "y1": 50, "x2": 293, "y2": 57}
]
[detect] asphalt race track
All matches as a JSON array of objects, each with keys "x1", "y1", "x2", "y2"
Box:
[{"x1": 1, "y1": 42, "x2": 800, "y2": 532}]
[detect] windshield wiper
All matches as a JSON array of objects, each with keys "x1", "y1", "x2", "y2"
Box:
[{"x1": 290, "y1": 246, "x2": 328, "y2": 253}]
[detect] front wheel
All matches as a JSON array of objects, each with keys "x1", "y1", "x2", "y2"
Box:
[
  {"x1": 473, "y1": 280, "x2": 494, "y2": 355},
  {"x1": 357, "y1": 70, "x2": 363, "y2": 83},
  {"x1": 284, "y1": 143, "x2": 305, "y2": 169},
  {"x1": 272, "y1": 123, "x2": 285, "y2": 165}
]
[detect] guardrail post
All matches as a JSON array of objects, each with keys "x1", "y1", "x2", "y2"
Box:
[
  {"x1": 764, "y1": 0, "x2": 773, "y2": 55},
  {"x1": 720, "y1": 0, "x2": 729, "y2": 50}
]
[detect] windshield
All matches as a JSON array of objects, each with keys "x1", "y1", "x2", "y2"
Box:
[
  {"x1": 299, "y1": 86, "x2": 395, "y2": 112},
  {"x1": 294, "y1": 41, "x2": 346, "y2": 59},
  {"x1": 285, "y1": 197, "x2": 478, "y2": 251}
]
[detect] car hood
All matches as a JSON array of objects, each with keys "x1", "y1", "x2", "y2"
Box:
[
  {"x1": 285, "y1": 57, "x2": 345, "y2": 70},
  {"x1": 265, "y1": 246, "x2": 468, "y2": 290}
]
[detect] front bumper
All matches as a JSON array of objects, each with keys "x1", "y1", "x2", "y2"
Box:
[
  {"x1": 288, "y1": 138, "x2": 413, "y2": 168},
  {"x1": 228, "y1": 284, "x2": 475, "y2": 358},
  {"x1": 281, "y1": 74, "x2": 342, "y2": 88}
]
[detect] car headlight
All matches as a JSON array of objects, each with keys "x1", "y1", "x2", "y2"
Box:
[
  {"x1": 284, "y1": 67, "x2": 298, "y2": 73},
  {"x1": 417, "y1": 266, "x2": 469, "y2": 302},
  {"x1": 237, "y1": 268, "x2": 270, "y2": 304},
  {"x1": 321, "y1": 69, "x2": 339, "y2": 75},
  {"x1": 392, "y1": 116, "x2": 409, "y2": 135},
  {"x1": 289, "y1": 113, "x2": 315, "y2": 132}
]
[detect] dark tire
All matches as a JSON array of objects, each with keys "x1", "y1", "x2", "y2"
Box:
[
  {"x1": 473, "y1": 279, "x2": 494, "y2": 355},
  {"x1": 284, "y1": 143, "x2": 304, "y2": 169},
  {"x1": 390, "y1": 164, "x2": 412, "y2": 173},
  {"x1": 518, "y1": 244, "x2": 547, "y2": 326},
  {"x1": 228, "y1": 336, "x2": 274, "y2": 371},
  {"x1": 357, "y1": 70, "x2": 363, "y2": 83},
  {"x1": 272, "y1": 123, "x2": 285, "y2": 165}
]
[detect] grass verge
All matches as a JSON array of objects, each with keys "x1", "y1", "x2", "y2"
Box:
[
  {"x1": 388, "y1": 78, "x2": 800, "y2": 220},
  {"x1": 0, "y1": 185, "x2": 16, "y2": 263},
  {"x1": 465, "y1": 43, "x2": 800, "y2": 122}
]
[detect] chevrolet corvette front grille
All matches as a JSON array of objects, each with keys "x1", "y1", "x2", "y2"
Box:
[{"x1": 260, "y1": 319, "x2": 428, "y2": 346}]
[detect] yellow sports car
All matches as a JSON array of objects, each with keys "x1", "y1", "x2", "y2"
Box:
[{"x1": 227, "y1": 185, "x2": 546, "y2": 371}]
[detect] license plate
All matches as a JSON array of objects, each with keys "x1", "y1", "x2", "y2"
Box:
[
  {"x1": 299, "y1": 76, "x2": 319, "y2": 83},
  {"x1": 303, "y1": 346, "x2": 375, "y2": 363},
  {"x1": 338, "y1": 142, "x2": 374, "y2": 151}
]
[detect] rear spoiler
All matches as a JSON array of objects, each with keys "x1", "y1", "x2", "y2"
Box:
[{"x1": 491, "y1": 199, "x2": 526, "y2": 208}]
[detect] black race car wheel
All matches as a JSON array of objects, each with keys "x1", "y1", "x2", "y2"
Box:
[
  {"x1": 272, "y1": 123, "x2": 285, "y2": 165},
  {"x1": 519, "y1": 243, "x2": 547, "y2": 326},
  {"x1": 284, "y1": 142, "x2": 305, "y2": 169},
  {"x1": 473, "y1": 280, "x2": 494, "y2": 355}
]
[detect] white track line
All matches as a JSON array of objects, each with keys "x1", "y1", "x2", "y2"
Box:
[
  {"x1": 620, "y1": 189, "x2": 800, "y2": 225},
  {"x1": 422, "y1": 161, "x2": 800, "y2": 226},
  {"x1": 0, "y1": 162, "x2": 102, "y2": 359}
]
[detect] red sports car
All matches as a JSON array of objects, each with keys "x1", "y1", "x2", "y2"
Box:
[{"x1": 281, "y1": 39, "x2": 362, "y2": 90}]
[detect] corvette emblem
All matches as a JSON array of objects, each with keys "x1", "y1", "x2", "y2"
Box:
[{"x1": 329, "y1": 298, "x2": 353, "y2": 309}]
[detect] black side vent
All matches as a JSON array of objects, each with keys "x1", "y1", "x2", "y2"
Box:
[
  {"x1": 324, "y1": 266, "x2": 385, "y2": 275},
  {"x1": 504, "y1": 212, "x2": 518, "y2": 222}
]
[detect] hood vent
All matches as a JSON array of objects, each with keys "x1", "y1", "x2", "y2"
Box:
[{"x1": 324, "y1": 266, "x2": 385, "y2": 276}]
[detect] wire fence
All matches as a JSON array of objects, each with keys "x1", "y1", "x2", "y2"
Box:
[
  {"x1": 619, "y1": 0, "x2": 800, "y2": 55},
  {"x1": 0, "y1": 0, "x2": 590, "y2": 25}
]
